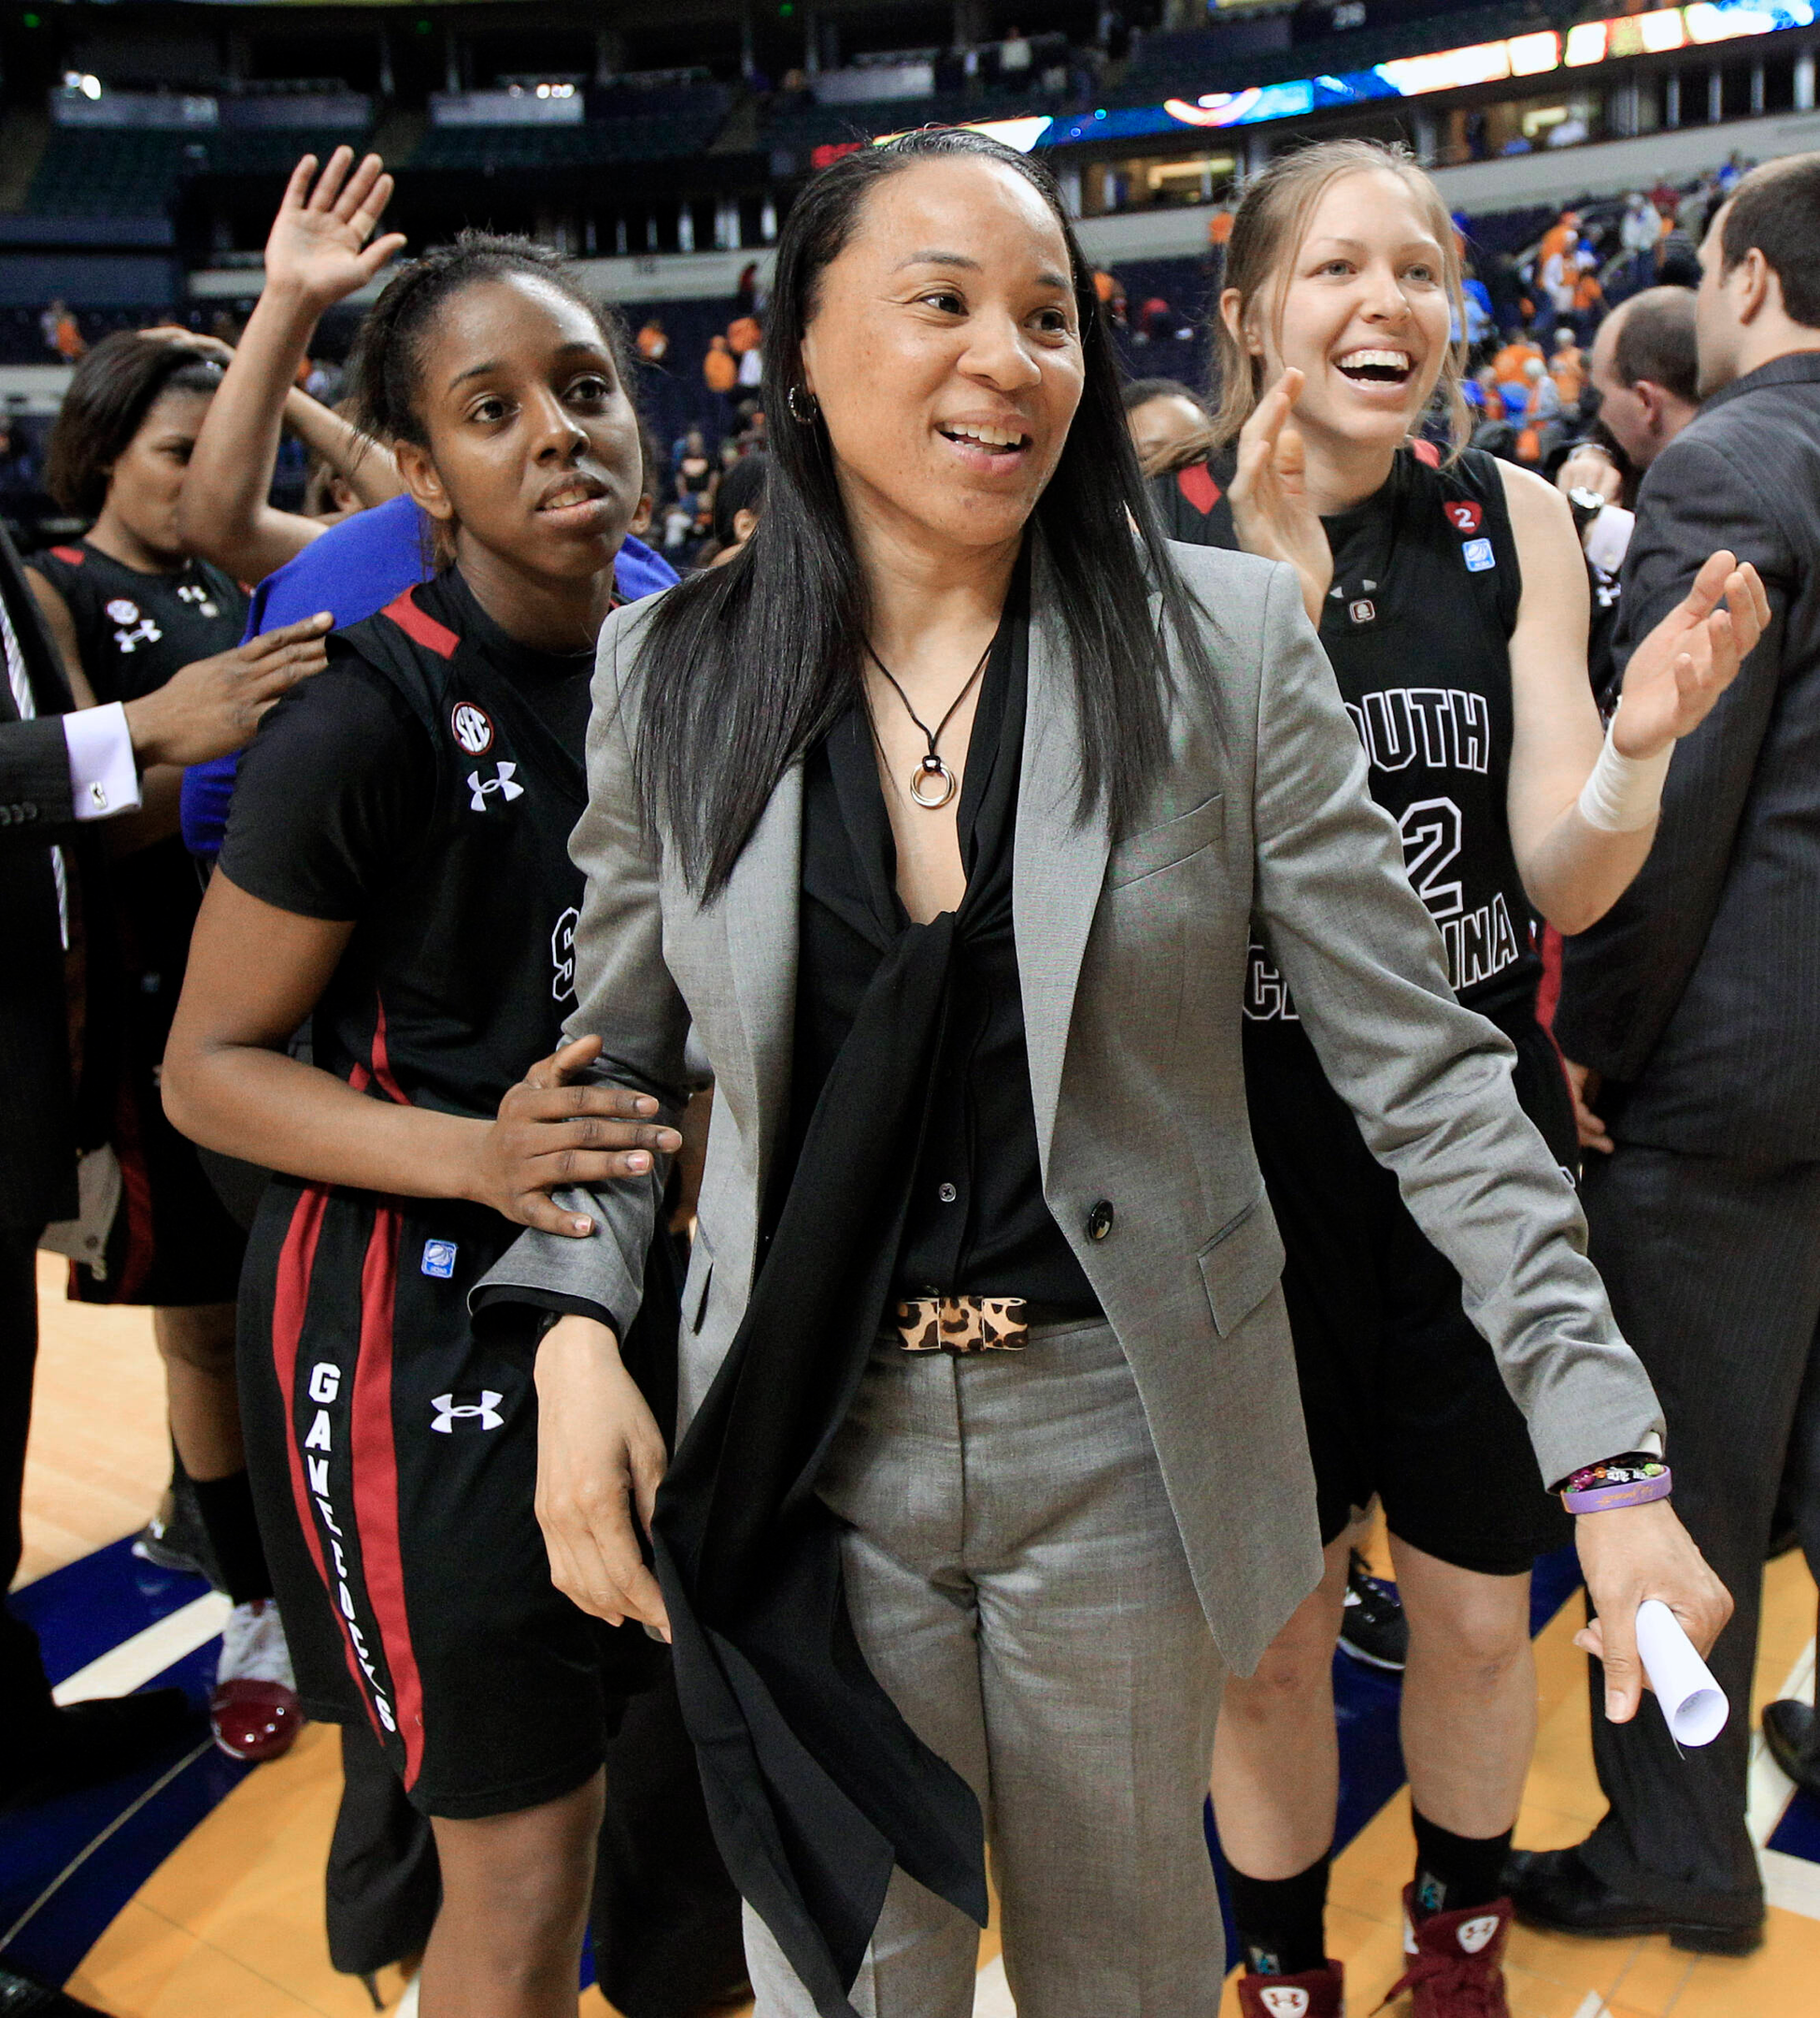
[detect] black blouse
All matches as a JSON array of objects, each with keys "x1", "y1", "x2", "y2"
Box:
[{"x1": 783, "y1": 558, "x2": 1097, "y2": 1312}]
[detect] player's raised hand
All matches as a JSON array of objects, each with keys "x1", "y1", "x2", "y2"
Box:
[
  {"x1": 265, "y1": 147, "x2": 407, "y2": 313},
  {"x1": 1614, "y1": 549, "x2": 1770, "y2": 756},
  {"x1": 1229, "y1": 368, "x2": 1334, "y2": 629}
]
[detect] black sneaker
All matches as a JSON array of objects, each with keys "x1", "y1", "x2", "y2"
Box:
[
  {"x1": 1763, "y1": 1698, "x2": 1820, "y2": 1803},
  {"x1": 1338, "y1": 1549, "x2": 1408, "y2": 1671},
  {"x1": 132, "y1": 1475, "x2": 221, "y2": 1589},
  {"x1": 0, "y1": 1964, "x2": 110, "y2": 2013}
]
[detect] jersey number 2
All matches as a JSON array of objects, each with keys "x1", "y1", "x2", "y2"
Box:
[{"x1": 1399, "y1": 797, "x2": 1464, "y2": 921}]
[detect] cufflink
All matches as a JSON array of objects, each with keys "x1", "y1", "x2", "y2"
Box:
[{"x1": 89, "y1": 781, "x2": 108, "y2": 810}]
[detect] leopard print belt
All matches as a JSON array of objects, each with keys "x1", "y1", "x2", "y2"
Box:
[{"x1": 891, "y1": 1296, "x2": 1098, "y2": 1355}]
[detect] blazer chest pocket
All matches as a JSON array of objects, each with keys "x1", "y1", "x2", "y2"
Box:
[
  {"x1": 1197, "y1": 1195, "x2": 1286, "y2": 1337},
  {"x1": 684, "y1": 1222, "x2": 714, "y2": 1334},
  {"x1": 1106, "y1": 792, "x2": 1224, "y2": 890}
]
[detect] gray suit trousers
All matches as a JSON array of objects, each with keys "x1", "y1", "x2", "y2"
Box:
[
  {"x1": 743, "y1": 1320, "x2": 1226, "y2": 2018},
  {"x1": 1580, "y1": 1144, "x2": 1820, "y2": 1918}
]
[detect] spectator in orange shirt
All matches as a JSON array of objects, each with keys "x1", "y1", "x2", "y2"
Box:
[
  {"x1": 42, "y1": 299, "x2": 86, "y2": 362},
  {"x1": 1549, "y1": 326, "x2": 1586, "y2": 404},
  {"x1": 1492, "y1": 331, "x2": 1543, "y2": 384},
  {"x1": 704, "y1": 334, "x2": 737, "y2": 393},
  {"x1": 1572, "y1": 253, "x2": 1605, "y2": 337},
  {"x1": 1535, "y1": 207, "x2": 1580, "y2": 275}
]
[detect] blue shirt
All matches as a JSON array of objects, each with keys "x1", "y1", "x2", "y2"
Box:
[{"x1": 178, "y1": 498, "x2": 678, "y2": 857}]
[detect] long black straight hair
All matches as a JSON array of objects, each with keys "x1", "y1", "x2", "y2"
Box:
[{"x1": 633, "y1": 126, "x2": 1214, "y2": 900}]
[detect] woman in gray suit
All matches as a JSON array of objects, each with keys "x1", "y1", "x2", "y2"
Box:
[{"x1": 489, "y1": 130, "x2": 1728, "y2": 2018}]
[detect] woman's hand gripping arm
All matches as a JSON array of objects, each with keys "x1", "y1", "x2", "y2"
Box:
[{"x1": 162, "y1": 875, "x2": 679, "y2": 1228}]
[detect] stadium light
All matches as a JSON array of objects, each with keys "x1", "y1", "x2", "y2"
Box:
[{"x1": 844, "y1": 0, "x2": 1818, "y2": 160}]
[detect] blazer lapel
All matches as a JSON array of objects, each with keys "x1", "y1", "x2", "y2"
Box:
[
  {"x1": 718, "y1": 757, "x2": 803, "y2": 1200},
  {"x1": 1015, "y1": 542, "x2": 1111, "y2": 1175}
]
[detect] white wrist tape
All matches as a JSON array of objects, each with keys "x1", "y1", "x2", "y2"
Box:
[{"x1": 1576, "y1": 716, "x2": 1672, "y2": 833}]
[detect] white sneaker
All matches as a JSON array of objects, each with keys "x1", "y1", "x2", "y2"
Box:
[
  {"x1": 209, "y1": 1599, "x2": 302, "y2": 1761},
  {"x1": 217, "y1": 1599, "x2": 296, "y2": 1689}
]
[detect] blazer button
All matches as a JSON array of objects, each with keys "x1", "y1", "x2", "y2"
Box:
[{"x1": 1087, "y1": 1200, "x2": 1115, "y2": 1242}]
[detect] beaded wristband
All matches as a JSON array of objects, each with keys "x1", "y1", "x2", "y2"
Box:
[{"x1": 1560, "y1": 1454, "x2": 1672, "y2": 1514}]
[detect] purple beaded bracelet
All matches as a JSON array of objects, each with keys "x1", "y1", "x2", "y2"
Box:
[{"x1": 1559, "y1": 1455, "x2": 1672, "y2": 1514}]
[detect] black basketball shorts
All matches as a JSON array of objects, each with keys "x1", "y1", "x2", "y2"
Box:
[
  {"x1": 239, "y1": 1180, "x2": 665, "y2": 1819},
  {"x1": 1246, "y1": 1009, "x2": 1578, "y2": 1577}
]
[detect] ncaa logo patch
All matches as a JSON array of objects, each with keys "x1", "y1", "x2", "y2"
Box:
[
  {"x1": 431, "y1": 1390, "x2": 505, "y2": 1434},
  {"x1": 450, "y1": 702, "x2": 494, "y2": 756},
  {"x1": 1347, "y1": 598, "x2": 1376, "y2": 626},
  {"x1": 1461, "y1": 536, "x2": 1496, "y2": 574},
  {"x1": 1445, "y1": 500, "x2": 1483, "y2": 534},
  {"x1": 1259, "y1": 1990, "x2": 1310, "y2": 2017},
  {"x1": 420, "y1": 1239, "x2": 458, "y2": 1279},
  {"x1": 106, "y1": 598, "x2": 140, "y2": 624},
  {"x1": 1457, "y1": 1914, "x2": 1500, "y2": 1954}
]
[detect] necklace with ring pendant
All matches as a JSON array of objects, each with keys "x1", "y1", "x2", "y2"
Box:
[{"x1": 865, "y1": 638, "x2": 992, "y2": 811}]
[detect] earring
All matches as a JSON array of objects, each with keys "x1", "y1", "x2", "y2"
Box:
[{"x1": 787, "y1": 384, "x2": 820, "y2": 425}]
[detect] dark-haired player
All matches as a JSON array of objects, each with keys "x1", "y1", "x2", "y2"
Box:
[
  {"x1": 28, "y1": 329, "x2": 334, "y2": 1764},
  {"x1": 164, "y1": 236, "x2": 682, "y2": 2018}
]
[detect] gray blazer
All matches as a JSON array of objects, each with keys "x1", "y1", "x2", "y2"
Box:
[{"x1": 482, "y1": 537, "x2": 1663, "y2": 1671}]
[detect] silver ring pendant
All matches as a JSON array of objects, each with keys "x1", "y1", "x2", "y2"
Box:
[{"x1": 910, "y1": 756, "x2": 957, "y2": 809}]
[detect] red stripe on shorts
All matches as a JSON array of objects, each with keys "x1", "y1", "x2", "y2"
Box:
[
  {"x1": 271, "y1": 1183, "x2": 384, "y2": 1740},
  {"x1": 350, "y1": 1205, "x2": 427, "y2": 1787}
]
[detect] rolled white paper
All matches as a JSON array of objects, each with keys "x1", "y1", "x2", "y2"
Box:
[{"x1": 1635, "y1": 1599, "x2": 1728, "y2": 1747}]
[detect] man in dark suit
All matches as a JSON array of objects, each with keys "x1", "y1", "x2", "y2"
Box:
[
  {"x1": 1512, "y1": 153, "x2": 1820, "y2": 1951},
  {"x1": 1, "y1": 518, "x2": 324, "y2": 1811}
]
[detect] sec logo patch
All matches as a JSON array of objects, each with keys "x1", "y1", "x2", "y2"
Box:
[
  {"x1": 450, "y1": 702, "x2": 493, "y2": 756},
  {"x1": 1445, "y1": 501, "x2": 1483, "y2": 534}
]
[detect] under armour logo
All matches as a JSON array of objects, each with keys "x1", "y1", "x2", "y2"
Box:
[
  {"x1": 430, "y1": 1391, "x2": 505, "y2": 1434},
  {"x1": 551, "y1": 906, "x2": 578, "y2": 1002},
  {"x1": 467, "y1": 761, "x2": 524, "y2": 813},
  {"x1": 113, "y1": 617, "x2": 162, "y2": 653},
  {"x1": 1457, "y1": 1914, "x2": 1500, "y2": 1954},
  {"x1": 1259, "y1": 1990, "x2": 1310, "y2": 2017}
]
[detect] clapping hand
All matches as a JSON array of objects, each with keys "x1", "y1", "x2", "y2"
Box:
[
  {"x1": 1230, "y1": 368, "x2": 1334, "y2": 630},
  {"x1": 265, "y1": 147, "x2": 407, "y2": 315},
  {"x1": 1613, "y1": 548, "x2": 1770, "y2": 758}
]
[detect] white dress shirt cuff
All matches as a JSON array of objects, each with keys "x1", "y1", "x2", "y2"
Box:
[{"x1": 63, "y1": 702, "x2": 143, "y2": 820}]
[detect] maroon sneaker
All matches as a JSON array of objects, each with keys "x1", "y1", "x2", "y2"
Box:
[
  {"x1": 1235, "y1": 1961, "x2": 1344, "y2": 2018},
  {"x1": 208, "y1": 1599, "x2": 301, "y2": 1763},
  {"x1": 1377, "y1": 1886, "x2": 1511, "y2": 2017}
]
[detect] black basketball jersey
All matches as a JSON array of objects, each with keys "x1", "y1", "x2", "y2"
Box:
[
  {"x1": 32, "y1": 538, "x2": 246, "y2": 704},
  {"x1": 220, "y1": 567, "x2": 598, "y2": 1121},
  {"x1": 1156, "y1": 442, "x2": 1538, "y2": 1023}
]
